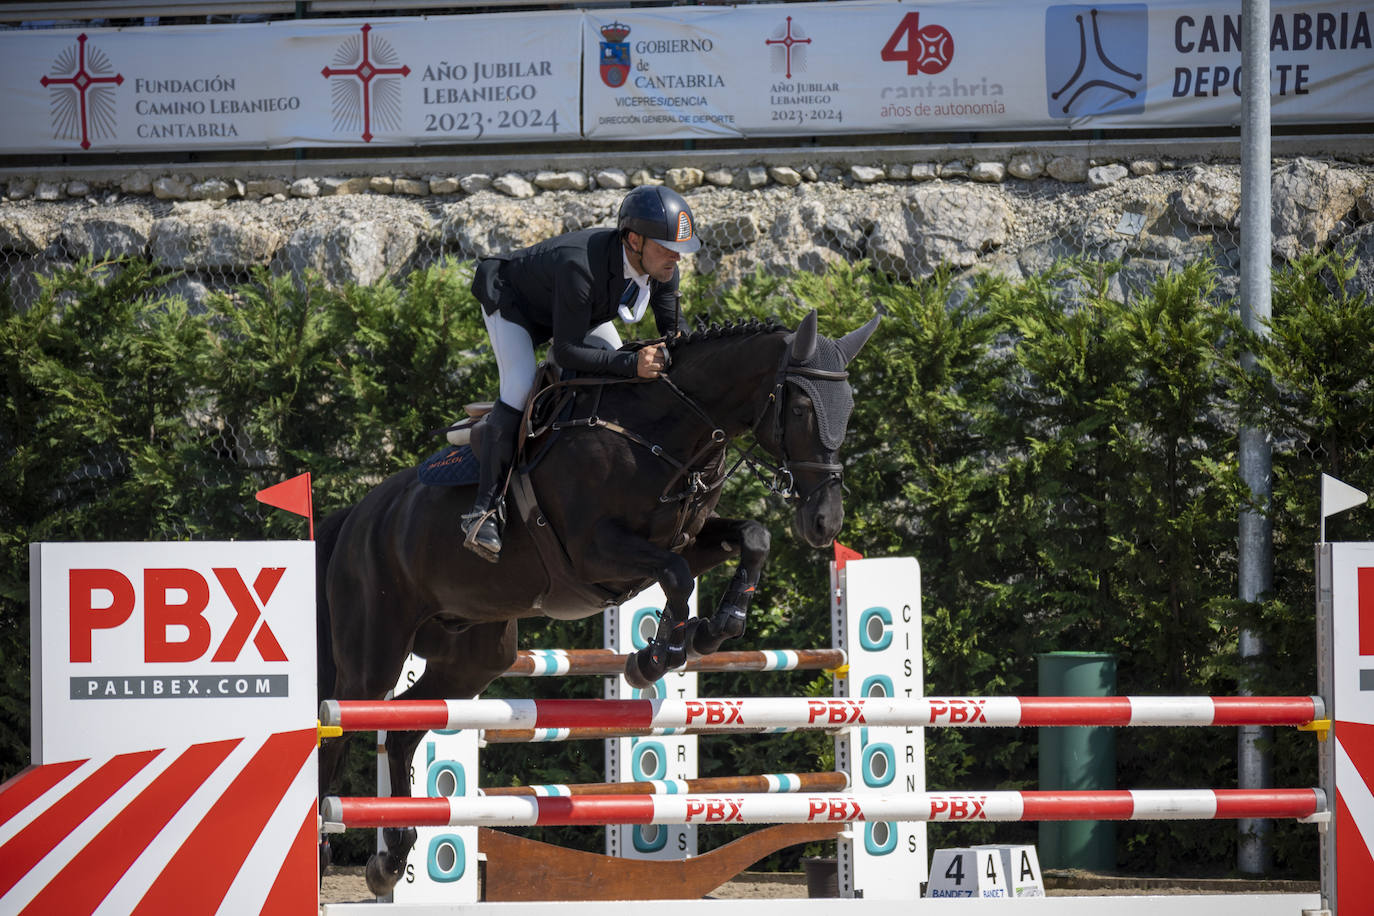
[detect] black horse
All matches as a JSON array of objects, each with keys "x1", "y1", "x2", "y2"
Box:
[{"x1": 316, "y1": 310, "x2": 878, "y2": 895}]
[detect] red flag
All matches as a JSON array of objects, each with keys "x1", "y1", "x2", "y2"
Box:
[
  {"x1": 833, "y1": 541, "x2": 863, "y2": 571},
  {"x1": 255, "y1": 473, "x2": 314, "y2": 540}
]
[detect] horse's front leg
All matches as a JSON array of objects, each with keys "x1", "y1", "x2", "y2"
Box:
[
  {"x1": 679, "y1": 515, "x2": 770, "y2": 657},
  {"x1": 578, "y1": 520, "x2": 695, "y2": 689}
]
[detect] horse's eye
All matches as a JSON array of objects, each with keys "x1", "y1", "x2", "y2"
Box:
[{"x1": 791, "y1": 405, "x2": 805, "y2": 416}]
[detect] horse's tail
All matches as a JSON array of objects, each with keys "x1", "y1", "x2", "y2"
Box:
[{"x1": 315, "y1": 505, "x2": 353, "y2": 703}]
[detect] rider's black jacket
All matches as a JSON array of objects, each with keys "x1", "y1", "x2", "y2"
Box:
[{"x1": 471, "y1": 227, "x2": 688, "y2": 378}]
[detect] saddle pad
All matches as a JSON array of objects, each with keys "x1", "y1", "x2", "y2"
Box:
[{"x1": 417, "y1": 444, "x2": 480, "y2": 487}]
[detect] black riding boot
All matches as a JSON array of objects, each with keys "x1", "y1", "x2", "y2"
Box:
[{"x1": 461, "y1": 400, "x2": 522, "y2": 563}]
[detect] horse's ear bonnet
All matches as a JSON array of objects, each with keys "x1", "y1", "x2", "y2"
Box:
[{"x1": 788, "y1": 313, "x2": 880, "y2": 451}]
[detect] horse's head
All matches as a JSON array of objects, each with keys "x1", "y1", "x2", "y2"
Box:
[{"x1": 756, "y1": 310, "x2": 880, "y2": 547}]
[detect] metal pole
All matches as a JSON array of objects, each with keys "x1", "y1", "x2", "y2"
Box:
[{"x1": 1238, "y1": 0, "x2": 1274, "y2": 877}]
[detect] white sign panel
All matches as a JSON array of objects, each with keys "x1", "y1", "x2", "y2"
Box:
[
  {"x1": 30, "y1": 540, "x2": 316, "y2": 762},
  {"x1": 0, "y1": 13, "x2": 581, "y2": 153},
  {"x1": 832, "y1": 556, "x2": 926, "y2": 899},
  {"x1": 605, "y1": 583, "x2": 699, "y2": 860},
  {"x1": 581, "y1": 0, "x2": 1374, "y2": 139}
]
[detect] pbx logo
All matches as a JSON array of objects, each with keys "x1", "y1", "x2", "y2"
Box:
[{"x1": 69, "y1": 567, "x2": 288, "y2": 664}]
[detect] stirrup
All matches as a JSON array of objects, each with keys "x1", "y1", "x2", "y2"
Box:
[{"x1": 461, "y1": 509, "x2": 502, "y2": 563}]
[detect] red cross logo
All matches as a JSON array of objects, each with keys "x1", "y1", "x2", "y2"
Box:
[
  {"x1": 322, "y1": 24, "x2": 411, "y2": 143},
  {"x1": 765, "y1": 16, "x2": 812, "y2": 80},
  {"x1": 40, "y1": 33, "x2": 123, "y2": 150}
]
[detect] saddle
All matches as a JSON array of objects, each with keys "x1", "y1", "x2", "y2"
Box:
[{"x1": 418, "y1": 361, "x2": 657, "y2": 614}]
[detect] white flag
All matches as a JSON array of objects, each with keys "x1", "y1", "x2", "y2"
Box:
[{"x1": 1321, "y1": 473, "x2": 1368, "y2": 519}]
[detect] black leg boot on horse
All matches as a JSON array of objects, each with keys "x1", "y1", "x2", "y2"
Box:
[{"x1": 461, "y1": 400, "x2": 523, "y2": 562}]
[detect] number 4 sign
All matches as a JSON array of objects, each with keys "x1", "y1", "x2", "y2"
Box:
[
  {"x1": 925, "y1": 847, "x2": 1010, "y2": 898},
  {"x1": 879, "y1": 12, "x2": 955, "y2": 75}
]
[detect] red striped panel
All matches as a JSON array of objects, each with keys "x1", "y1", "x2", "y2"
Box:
[
  {"x1": 1211, "y1": 696, "x2": 1318, "y2": 725},
  {"x1": 535, "y1": 795, "x2": 656, "y2": 826},
  {"x1": 132, "y1": 729, "x2": 316, "y2": 916},
  {"x1": 1360, "y1": 567, "x2": 1374, "y2": 656},
  {"x1": 340, "y1": 700, "x2": 450, "y2": 731},
  {"x1": 0, "y1": 760, "x2": 86, "y2": 827},
  {"x1": 534, "y1": 699, "x2": 653, "y2": 729},
  {"x1": 1019, "y1": 790, "x2": 1135, "y2": 821},
  {"x1": 1212, "y1": 789, "x2": 1319, "y2": 820},
  {"x1": 21, "y1": 739, "x2": 240, "y2": 916},
  {"x1": 259, "y1": 802, "x2": 319, "y2": 916},
  {"x1": 0, "y1": 750, "x2": 159, "y2": 897},
  {"x1": 1336, "y1": 721, "x2": 1374, "y2": 907},
  {"x1": 1017, "y1": 697, "x2": 1133, "y2": 726}
]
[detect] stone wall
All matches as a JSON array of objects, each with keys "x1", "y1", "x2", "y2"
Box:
[{"x1": 3, "y1": 140, "x2": 1372, "y2": 310}]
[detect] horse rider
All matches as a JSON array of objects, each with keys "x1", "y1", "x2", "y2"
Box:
[{"x1": 461, "y1": 185, "x2": 703, "y2": 562}]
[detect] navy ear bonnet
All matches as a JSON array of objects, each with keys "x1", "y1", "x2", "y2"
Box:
[{"x1": 791, "y1": 335, "x2": 854, "y2": 452}]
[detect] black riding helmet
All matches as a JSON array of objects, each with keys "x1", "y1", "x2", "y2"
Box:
[{"x1": 617, "y1": 185, "x2": 702, "y2": 254}]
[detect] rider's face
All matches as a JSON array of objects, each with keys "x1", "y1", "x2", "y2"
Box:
[{"x1": 627, "y1": 233, "x2": 681, "y2": 284}]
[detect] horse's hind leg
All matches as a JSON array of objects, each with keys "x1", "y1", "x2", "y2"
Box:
[
  {"x1": 680, "y1": 516, "x2": 771, "y2": 656},
  {"x1": 366, "y1": 618, "x2": 518, "y2": 898}
]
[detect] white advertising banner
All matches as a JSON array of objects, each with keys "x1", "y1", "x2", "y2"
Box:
[
  {"x1": 0, "y1": 13, "x2": 581, "y2": 153},
  {"x1": 581, "y1": 0, "x2": 1374, "y2": 139}
]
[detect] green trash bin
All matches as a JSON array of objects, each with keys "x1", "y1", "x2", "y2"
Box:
[{"x1": 1038, "y1": 651, "x2": 1116, "y2": 872}]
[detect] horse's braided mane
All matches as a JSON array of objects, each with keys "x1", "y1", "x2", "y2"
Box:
[{"x1": 667, "y1": 318, "x2": 787, "y2": 351}]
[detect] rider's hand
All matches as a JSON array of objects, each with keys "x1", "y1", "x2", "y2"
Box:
[{"x1": 636, "y1": 343, "x2": 668, "y2": 379}]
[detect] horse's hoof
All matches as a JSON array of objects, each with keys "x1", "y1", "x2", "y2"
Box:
[
  {"x1": 365, "y1": 853, "x2": 402, "y2": 897},
  {"x1": 624, "y1": 646, "x2": 664, "y2": 689}
]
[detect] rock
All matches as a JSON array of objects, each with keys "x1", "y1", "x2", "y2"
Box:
[
  {"x1": 59, "y1": 205, "x2": 154, "y2": 259},
  {"x1": 970, "y1": 162, "x2": 1006, "y2": 183},
  {"x1": 887, "y1": 164, "x2": 912, "y2": 181},
  {"x1": 1357, "y1": 186, "x2": 1374, "y2": 222},
  {"x1": 320, "y1": 177, "x2": 371, "y2": 196},
  {"x1": 34, "y1": 182, "x2": 62, "y2": 201},
  {"x1": 369, "y1": 176, "x2": 396, "y2": 194},
  {"x1": 150, "y1": 208, "x2": 284, "y2": 270},
  {"x1": 1130, "y1": 159, "x2": 1161, "y2": 176},
  {"x1": 1088, "y1": 164, "x2": 1129, "y2": 188},
  {"x1": 276, "y1": 199, "x2": 426, "y2": 287},
  {"x1": 1270, "y1": 157, "x2": 1366, "y2": 261},
  {"x1": 594, "y1": 168, "x2": 630, "y2": 190},
  {"x1": 699, "y1": 212, "x2": 759, "y2": 251},
  {"x1": 867, "y1": 185, "x2": 1013, "y2": 280},
  {"x1": 246, "y1": 178, "x2": 290, "y2": 198},
  {"x1": 630, "y1": 169, "x2": 661, "y2": 187},
  {"x1": 704, "y1": 168, "x2": 735, "y2": 187},
  {"x1": 120, "y1": 172, "x2": 153, "y2": 195},
  {"x1": 429, "y1": 177, "x2": 461, "y2": 195},
  {"x1": 735, "y1": 166, "x2": 769, "y2": 189},
  {"x1": 66, "y1": 181, "x2": 90, "y2": 198},
  {"x1": 6, "y1": 179, "x2": 35, "y2": 201},
  {"x1": 440, "y1": 198, "x2": 563, "y2": 258},
  {"x1": 938, "y1": 161, "x2": 969, "y2": 179},
  {"x1": 460, "y1": 173, "x2": 494, "y2": 194},
  {"x1": 799, "y1": 165, "x2": 820, "y2": 182},
  {"x1": 1007, "y1": 151, "x2": 1047, "y2": 180},
  {"x1": 664, "y1": 167, "x2": 704, "y2": 191},
  {"x1": 909, "y1": 163, "x2": 939, "y2": 182},
  {"x1": 534, "y1": 170, "x2": 589, "y2": 191},
  {"x1": 191, "y1": 179, "x2": 238, "y2": 201},
  {"x1": 850, "y1": 165, "x2": 885, "y2": 184},
  {"x1": 492, "y1": 173, "x2": 536, "y2": 199},
  {"x1": 153, "y1": 177, "x2": 190, "y2": 200},
  {"x1": 1046, "y1": 156, "x2": 1089, "y2": 182},
  {"x1": 290, "y1": 178, "x2": 321, "y2": 199},
  {"x1": 768, "y1": 166, "x2": 803, "y2": 187},
  {"x1": 1174, "y1": 165, "x2": 1240, "y2": 228},
  {"x1": 0, "y1": 209, "x2": 62, "y2": 254},
  {"x1": 394, "y1": 178, "x2": 430, "y2": 196}
]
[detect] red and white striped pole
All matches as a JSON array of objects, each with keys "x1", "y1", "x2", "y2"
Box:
[
  {"x1": 319, "y1": 695, "x2": 1324, "y2": 734},
  {"x1": 322, "y1": 788, "x2": 1326, "y2": 829}
]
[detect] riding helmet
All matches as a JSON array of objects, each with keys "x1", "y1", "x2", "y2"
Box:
[{"x1": 617, "y1": 185, "x2": 702, "y2": 253}]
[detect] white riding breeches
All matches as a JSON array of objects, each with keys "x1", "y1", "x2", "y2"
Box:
[{"x1": 483, "y1": 309, "x2": 622, "y2": 409}]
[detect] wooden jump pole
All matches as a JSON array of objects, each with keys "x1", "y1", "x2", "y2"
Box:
[
  {"x1": 503, "y1": 648, "x2": 845, "y2": 677},
  {"x1": 481, "y1": 771, "x2": 850, "y2": 797}
]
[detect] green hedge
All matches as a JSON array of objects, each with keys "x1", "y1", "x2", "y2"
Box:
[{"x1": 3, "y1": 251, "x2": 1370, "y2": 876}]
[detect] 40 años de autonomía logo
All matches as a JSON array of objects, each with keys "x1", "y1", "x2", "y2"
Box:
[
  {"x1": 600, "y1": 21, "x2": 632, "y2": 88},
  {"x1": 40, "y1": 33, "x2": 123, "y2": 150}
]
